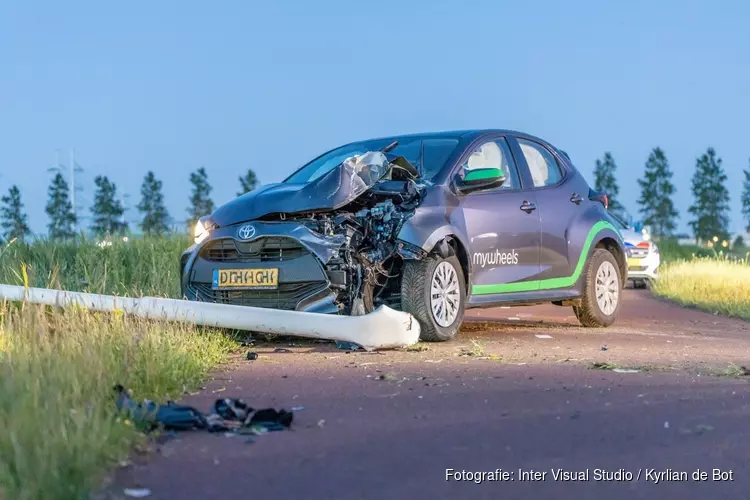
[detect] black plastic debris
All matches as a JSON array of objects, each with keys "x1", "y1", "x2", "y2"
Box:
[
  {"x1": 114, "y1": 384, "x2": 294, "y2": 437},
  {"x1": 335, "y1": 341, "x2": 362, "y2": 351},
  {"x1": 214, "y1": 398, "x2": 252, "y2": 421},
  {"x1": 601, "y1": 345, "x2": 608, "y2": 351},
  {"x1": 114, "y1": 384, "x2": 207, "y2": 431},
  {"x1": 246, "y1": 351, "x2": 258, "y2": 360},
  {"x1": 249, "y1": 408, "x2": 294, "y2": 429}
]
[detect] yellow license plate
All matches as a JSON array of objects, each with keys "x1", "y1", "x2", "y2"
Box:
[
  {"x1": 627, "y1": 258, "x2": 642, "y2": 267},
  {"x1": 212, "y1": 268, "x2": 278, "y2": 290}
]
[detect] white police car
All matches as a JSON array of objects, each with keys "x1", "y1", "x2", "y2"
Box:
[{"x1": 610, "y1": 212, "x2": 660, "y2": 289}]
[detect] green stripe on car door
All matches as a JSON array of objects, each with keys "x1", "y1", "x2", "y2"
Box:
[{"x1": 471, "y1": 221, "x2": 618, "y2": 295}]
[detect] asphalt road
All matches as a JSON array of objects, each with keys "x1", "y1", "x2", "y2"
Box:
[{"x1": 107, "y1": 290, "x2": 750, "y2": 500}]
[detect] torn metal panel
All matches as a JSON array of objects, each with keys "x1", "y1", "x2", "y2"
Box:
[
  {"x1": 183, "y1": 149, "x2": 431, "y2": 317},
  {"x1": 0, "y1": 284, "x2": 420, "y2": 350},
  {"x1": 211, "y1": 151, "x2": 400, "y2": 227}
]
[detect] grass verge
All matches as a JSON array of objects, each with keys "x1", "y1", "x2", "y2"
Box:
[
  {"x1": 0, "y1": 302, "x2": 237, "y2": 500},
  {"x1": 0, "y1": 235, "x2": 190, "y2": 298},
  {"x1": 651, "y1": 256, "x2": 750, "y2": 321}
]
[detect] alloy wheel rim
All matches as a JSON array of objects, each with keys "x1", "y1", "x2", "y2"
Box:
[
  {"x1": 595, "y1": 261, "x2": 619, "y2": 315},
  {"x1": 430, "y1": 261, "x2": 461, "y2": 327}
]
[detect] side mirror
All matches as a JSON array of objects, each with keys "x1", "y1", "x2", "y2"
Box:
[{"x1": 455, "y1": 167, "x2": 506, "y2": 193}]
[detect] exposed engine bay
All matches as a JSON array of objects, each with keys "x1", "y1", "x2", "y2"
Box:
[{"x1": 255, "y1": 144, "x2": 430, "y2": 316}]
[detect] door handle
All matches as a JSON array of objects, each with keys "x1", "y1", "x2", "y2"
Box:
[
  {"x1": 570, "y1": 193, "x2": 584, "y2": 205},
  {"x1": 520, "y1": 201, "x2": 537, "y2": 214}
]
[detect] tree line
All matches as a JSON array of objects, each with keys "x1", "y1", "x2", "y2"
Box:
[
  {"x1": 593, "y1": 147, "x2": 750, "y2": 246},
  {"x1": 1, "y1": 148, "x2": 750, "y2": 244},
  {"x1": 0, "y1": 167, "x2": 258, "y2": 241}
]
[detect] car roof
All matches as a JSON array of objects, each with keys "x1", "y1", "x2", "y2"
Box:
[{"x1": 348, "y1": 129, "x2": 557, "y2": 149}]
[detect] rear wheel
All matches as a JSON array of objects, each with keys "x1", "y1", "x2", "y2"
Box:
[
  {"x1": 401, "y1": 253, "x2": 466, "y2": 341},
  {"x1": 573, "y1": 248, "x2": 622, "y2": 328}
]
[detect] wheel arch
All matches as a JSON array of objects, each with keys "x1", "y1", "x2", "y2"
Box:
[
  {"x1": 593, "y1": 235, "x2": 628, "y2": 287},
  {"x1": 429, "y1": 234, "x2": 471, "y2": 292},
  {"x1": 398, "y1": 223, "x2": 472, "y2": 292}
]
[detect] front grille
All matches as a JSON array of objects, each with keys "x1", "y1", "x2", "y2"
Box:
[
  {"x1": 201, "y1": 237, "x2": 308, "y2": 262},
  {"x1": 627, "y1": 248, "x2": 649, "y2": 258},
  {"x1": 191, "y1": 281, "x2": 327, "y2": 310}
]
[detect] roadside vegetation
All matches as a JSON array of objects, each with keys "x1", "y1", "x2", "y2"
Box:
[
  {"x1": 0, "y1": 236, "x2": 236, "y2": 500},
  {"x1": 654, "y1": 238, "x2": 718, "y2": 263},
  {"x1": 652, "y1": 251, "x2": 750, "y2": 321},
  {"x1": 0, "y1": 235, "x2": 189, "y2": 297}
]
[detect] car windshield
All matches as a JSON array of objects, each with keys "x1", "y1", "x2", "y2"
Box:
[{"x1": 284, "y1": 136, "x2": 461, "y2": 184}]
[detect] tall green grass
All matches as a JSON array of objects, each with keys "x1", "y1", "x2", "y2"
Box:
[
  {"x1": 0, "y1": 235, "x2": 190, "y2": 297},
  {"x1": 654, "y1": 238, "x2": 719, "y2": 263},
  {"x1": 652, "y1": 253, "x2": 750, "y2": 321},
  {"x1": 0, "y1": 235, "x2": 237, "y2": 500}
]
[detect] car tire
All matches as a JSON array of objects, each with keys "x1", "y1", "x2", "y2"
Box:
[
  {"x1": 401, "y1": 253, "x2": 466, "y2": 342},
  {"x1": 573, "y1": 248, "x2": 622, "y2": 328}
]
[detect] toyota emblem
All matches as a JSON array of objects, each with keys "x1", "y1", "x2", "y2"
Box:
[{"x1": 237, "y1": 224, "x2": 256, "y2": 240}]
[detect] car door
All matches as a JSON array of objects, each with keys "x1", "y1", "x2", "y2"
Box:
[
  {"x1": 454, "y1": 136, "x2": 542, "y2": 296},
  {"x1": 510, "y1": 137, "x2": 589, "y2": 284}
]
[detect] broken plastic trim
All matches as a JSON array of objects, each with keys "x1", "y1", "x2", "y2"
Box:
[{"x1": 0, "y1": 284, "x2": 421, "y2": 350}]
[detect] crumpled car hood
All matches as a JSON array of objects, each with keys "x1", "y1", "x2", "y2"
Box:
[{"x1": 211, "y1": 151, "x2": 417, "y2": 227}]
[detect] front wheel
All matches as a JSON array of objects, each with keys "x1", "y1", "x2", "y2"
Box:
[
  {"x1": 401, "y1": 253, "x2": 466, "y2": 341},
  {"x1": 573, "y1": 248, "x2": 622, "y2": 327}
]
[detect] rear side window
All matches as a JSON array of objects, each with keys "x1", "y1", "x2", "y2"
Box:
[{"x1": 518, "y1": 139, "x2": 563, "y2": 187}]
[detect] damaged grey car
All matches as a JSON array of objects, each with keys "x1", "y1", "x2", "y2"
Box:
[{"x1": 180, "y1": 130, "x2": 627, "y2": 342}]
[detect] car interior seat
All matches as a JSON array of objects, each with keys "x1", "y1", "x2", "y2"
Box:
[{"x1": 521, "y1": 143, "x2": 549, "y2": 186}]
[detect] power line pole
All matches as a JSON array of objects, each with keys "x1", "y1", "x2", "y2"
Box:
[
  {"x1": 121, "y1": 192, "x2": 131, "y2": 228},
  {"x1": 69, "y1": 149, "x2": 84, "y2": 230},
  {"x1": 70, "y1": 149, "x2": 76, "y2": 226},
  {"x1": 48, "y1": 149, "x2": 85, "y2": 232}
]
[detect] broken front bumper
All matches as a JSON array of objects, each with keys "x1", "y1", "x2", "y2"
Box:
[{"x1": 181, "y1": 222, "x2": 346, "y2": 314}]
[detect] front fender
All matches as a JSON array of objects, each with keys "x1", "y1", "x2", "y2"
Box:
[{"x1": 398, "y1": 222, "x2": 468, "y2": 256}]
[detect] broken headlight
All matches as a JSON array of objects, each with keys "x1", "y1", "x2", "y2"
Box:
[{"x1": 194, "y1": 216, "x2": 212, "y2": 244}]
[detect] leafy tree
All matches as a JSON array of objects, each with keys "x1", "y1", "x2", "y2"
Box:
[
  {"x1": 636, "y1": 148, "x2": 678, "y2": 237},
  {"x1": 0, "y1": 185, "x2": 31, "y2": 242},
  {"x1": 137, "y1": 171, "x2": 171, "y2": 235},
  {"x1": 733, "y1": 234, "x2": 745, "y2": 249},
  {"x1": 237, "y1": 168, "x2": 259, "y2": 197},
  {"x1": 593, "y1": 152, "x2": 622, "y2": 213},
  {"x1": 688, "y1": 148, "x2": 730, "y2": 243},
  {"x1": 90, "y1": 176, "x2": 128, "y2": 236},
  {"x1": 187, "y1": 167, "x2": 215, "y2": 227},
  {"x1": 45, "y1": 172, "x2": 77, "y2": 240},
  {"x1": 741, "y1": 162, "x2": 750, "y2": 233}
]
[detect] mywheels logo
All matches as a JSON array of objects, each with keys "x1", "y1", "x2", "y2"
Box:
[{"x1": 473, "y1": 249, "x2": 519, "y2": 268}]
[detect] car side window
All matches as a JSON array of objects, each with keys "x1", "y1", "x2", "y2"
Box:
[
  {"x1": 518, "y1": 138, "x2": 563, "y2": 188},
  {"x1": 459, "y1": 138, "x2": 519, "y2": 190}
]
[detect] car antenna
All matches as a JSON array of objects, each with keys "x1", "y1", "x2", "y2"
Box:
[{"x1": 381, "y1": 140, "x2": 398, "y2": 153}]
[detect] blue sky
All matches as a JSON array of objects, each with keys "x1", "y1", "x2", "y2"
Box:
[{"x1": 2, "y1": 0, "x2": 749, "y2": 235}]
